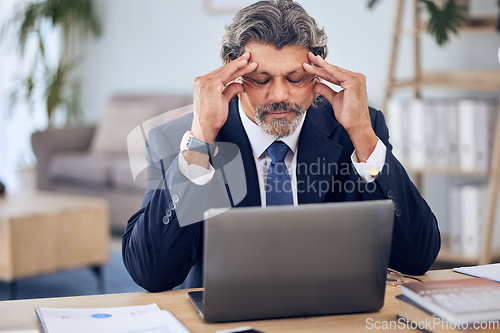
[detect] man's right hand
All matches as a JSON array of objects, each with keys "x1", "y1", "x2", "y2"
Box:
[{"x1": 191, "y1": 51, "x2": 257, "y2": 144}]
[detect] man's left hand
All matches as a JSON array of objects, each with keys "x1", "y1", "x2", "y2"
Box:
[{"x1": 303, "y1": 52, "x2": 377, "y2": 162}]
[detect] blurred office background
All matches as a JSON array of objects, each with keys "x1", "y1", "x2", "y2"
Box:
[{"x1": 0, "y1": 0, "x2": 499, "y2": 299}]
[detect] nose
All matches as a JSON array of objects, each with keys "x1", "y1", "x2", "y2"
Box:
[{"x1": 267, "y1": 78, "x2": 289, "y2": 103}]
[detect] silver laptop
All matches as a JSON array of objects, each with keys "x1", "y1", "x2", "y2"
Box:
[{"x1": 189, "y1": 200, "x2": 395, "y2": 323}]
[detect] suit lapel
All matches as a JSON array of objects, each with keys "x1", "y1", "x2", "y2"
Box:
[
  {"x1": 216, "y1": 98, "x2": 344, "y2": 206},
  {"x1": 297, "y1": 103, "x2": 343, "y2": 204},
  {"x1": 216, "y1": 98, "x2": 261, "y2": 207}
]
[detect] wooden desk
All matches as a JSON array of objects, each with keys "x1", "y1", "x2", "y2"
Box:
[{"x1": 0, "y1": 270, "x2": 469, "y2": 332}]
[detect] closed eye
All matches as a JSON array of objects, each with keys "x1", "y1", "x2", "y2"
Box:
[
  {"x1": 255, "y1": 79, "x2": 270, "y2": 85},
  {"x1": 287, "y1": 74, "x2": 315, "y2": 85},
  {"x1": 242, "y1": 76, "x2": 270, "y2": 86}
]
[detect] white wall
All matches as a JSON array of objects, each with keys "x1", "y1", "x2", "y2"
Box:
[
  {"x1": 76, "y1": 0, "x2": 399, "y2": 121},
  {"x1": 77, "y1": 0, "x2": 500, "y2": 122}
]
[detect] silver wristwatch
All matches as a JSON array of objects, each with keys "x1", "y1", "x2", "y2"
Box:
[{"x1": 180, "y1": 131, "x2": 218, "y2": 156}]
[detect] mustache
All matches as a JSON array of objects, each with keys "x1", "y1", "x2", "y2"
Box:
[{"x1": 257, "y1": 102, "x2": 303, "y2": 113}]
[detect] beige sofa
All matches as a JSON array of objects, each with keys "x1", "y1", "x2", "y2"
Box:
[{"x1": 32, "y1": 93, "x2": 192, "y2": 233}]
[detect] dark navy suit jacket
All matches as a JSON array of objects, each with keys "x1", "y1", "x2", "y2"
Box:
[{"x1": 122, "y1": 97, "x2": 441, "y2": 292}]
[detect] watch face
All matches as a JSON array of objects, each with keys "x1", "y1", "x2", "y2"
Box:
[{"x1": 180, "y1": 131, "x2": 193, "y2": 151}]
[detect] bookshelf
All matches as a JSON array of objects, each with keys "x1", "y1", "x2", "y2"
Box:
[
  {"x1": 383, "y1": 0, "x2": 500, "y2": 265},
  {"x1": 389, "y1": 71, "x2": 500, "y2": 90}
]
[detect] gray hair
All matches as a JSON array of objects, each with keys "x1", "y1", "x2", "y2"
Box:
[{"x1": 221, "y1": 0, "x2": 328, "y2": 64}]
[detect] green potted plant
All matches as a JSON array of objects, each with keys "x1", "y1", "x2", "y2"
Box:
[
  {"x1": 368, "y1": 0, "x2": 500, "y2": 46},
  {"x1": 7, "y1": 0, "x2": 101, "y2": 127}
]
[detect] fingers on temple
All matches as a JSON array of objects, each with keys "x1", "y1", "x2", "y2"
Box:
[
  {"x1": 306, "y1": 52, "x2": 350, "y2": 83},
  {"x1": 303, "y1": 63, "x2": 342, "y2": 86},
  {"x1": 313, "y1": 82, "x2": 337, "y2": 103},
  {"x1": 219, "y1": 52, "x2": 257, "y2": 85},
  {"x1": 230, "y1": 62, "x2": 258, "y2": 82},
  {"x1": 222, "y1": 82, "x2": 245, "y2": 100}
]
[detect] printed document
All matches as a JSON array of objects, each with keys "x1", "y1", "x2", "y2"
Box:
[{"x1": 35, "y1": 303, "x2": 190, "y2": 333}]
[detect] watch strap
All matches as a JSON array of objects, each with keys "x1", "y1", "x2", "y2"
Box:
[
  {"x1": 188, "y1": 136, "x2": 218, "y2": 156},
  {"x1": 181, "y1": 131, "x2": 218, "y2": 156}
]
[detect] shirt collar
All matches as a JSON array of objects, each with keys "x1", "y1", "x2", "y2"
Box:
[{"x1": 238, "y1": 99, "x2": 305, "y2": 158}]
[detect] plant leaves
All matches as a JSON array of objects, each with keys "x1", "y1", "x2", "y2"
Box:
[
  {"x1": 367, "y1": 0, "x2": 381, "y2": 9},
  {"x1": 17, "y1": 2, "x2": 44, "y2": 54},
  {"x1": 7, "y1": 0, "x2": 101, "y2": 126},
  {"x1": 366, "y1": 0, "x2": 500, "y2": 45},
  {"x1": 420, "y1": 0, "x2": 468, "y2": 46},
  {"x1": 65, "y1": 78, "x2": 82, "y2": 124},
  {"x1": 497, "y1": 0, "x2": 500, "y2": 32}
]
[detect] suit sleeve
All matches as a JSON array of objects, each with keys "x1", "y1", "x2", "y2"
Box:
[
  {"x1": 121, "y1": 126, "x2": 231, "y2": 292},
  {"x1": 363, "y1": 108, "x2": 441, "y2": 275}
]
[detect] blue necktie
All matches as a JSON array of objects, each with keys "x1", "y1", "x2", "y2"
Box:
[{"x1": 266, "y1": 141, "x2": 293, "y2": 206}]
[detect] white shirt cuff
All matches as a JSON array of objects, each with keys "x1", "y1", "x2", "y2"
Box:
[
  {"x1": 178, "y1": 151, "x2": 215, "y2": 185},
  {"x1": 351, "y1": 138, "x2": 387, "y2": 183}
]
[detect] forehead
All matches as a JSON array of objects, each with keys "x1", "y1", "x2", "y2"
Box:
[{"x1": 244, "y1": 42, "x2": 310, "y2": 75}]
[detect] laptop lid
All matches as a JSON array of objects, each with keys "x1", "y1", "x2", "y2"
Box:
[{"x1": 198, "y1": 200, "x2": 395, "y2": 323}]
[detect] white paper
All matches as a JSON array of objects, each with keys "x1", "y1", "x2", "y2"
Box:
[
  {"x1": 36, "y1": 303, "x2": 190, "y2": 333},
  {"x1": 453, "y1": 263, "x2": 500, "y2": 283},
  {"x1": 38, "y1": 303, "x2": 161, "y2": 320}
]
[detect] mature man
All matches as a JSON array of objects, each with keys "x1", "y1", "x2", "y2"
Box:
[{"x1": 123, "y1": 0, "x2": 440, "y2": 292}]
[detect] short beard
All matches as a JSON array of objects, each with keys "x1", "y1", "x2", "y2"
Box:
[{"x1": 254, "y1": 102, "x2": 305, "y2": 139}]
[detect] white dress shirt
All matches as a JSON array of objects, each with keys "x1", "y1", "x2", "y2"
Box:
[
  {"x1": 238, "y1": 101, "x2": 304, "y2": 206},
  {"x1": 178, "y1": 102, "x2": 387, "y2": 206}
]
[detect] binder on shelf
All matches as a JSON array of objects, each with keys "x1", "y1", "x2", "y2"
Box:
[
  {"x1": 433, "y1": 100, "x2": 450, "y2": 167},
  {"x1": 408, "y1": 98, "x2": 426, "y2": 168},
  {"x1": 457, "y1": 99, "x2": 477, "y2": 172},
  {"x1": 387, "y1": 98, "x2": 407, "y2": 163},
  {"x1": 448, "y1": 186, "x2": 462, "y2": 255},
  {"x1": 446, "y1": 100, "x2": 460, "y2": 168},
  {"x1": 486, "y1": 101, "x2": 499, "y2": 169},
  {"x1": 460, "y1": 184, "x2": 487, "y2": 259},
  {"x1": 473, "y1": 100, "x2": 493, "y2": 171},
  {"x1": 384, "y1": 0, "x2": 500, "y2": 266},
  {"x1": 448, "y1": 183, "x2": 500, "y2": 259},
  {"x1": 389, "y1": 97, "x2": 498, "y2": 173},
  {"x1": 424, "y1": 101, "x2": 437, "y2": 166}
]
